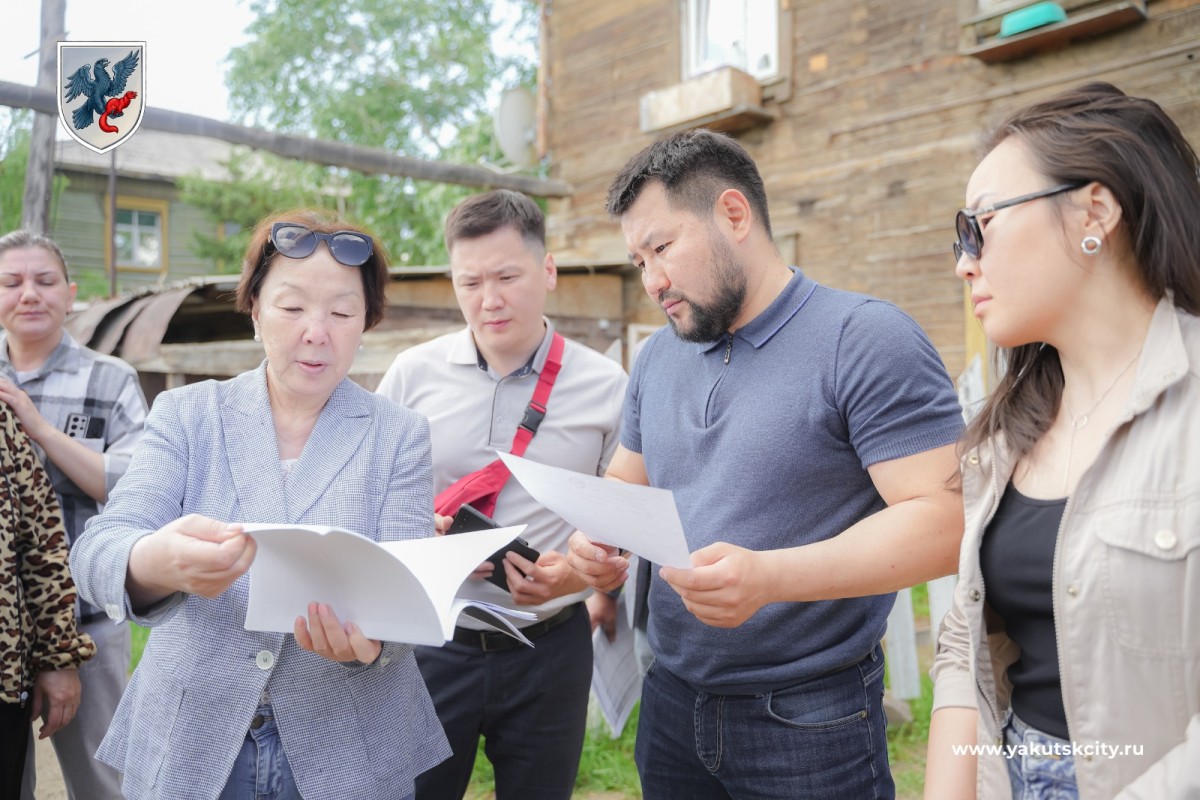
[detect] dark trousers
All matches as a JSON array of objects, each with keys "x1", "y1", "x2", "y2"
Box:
[
  {"x1": 635, "y1": 645, "x2": 895, "y2": 800},
  {"x1": 413, "y1": 604, "x2": 592, "y2": 800},
  {"x1": 2, "y1": 700, "x2": 34, "y2": 796}
]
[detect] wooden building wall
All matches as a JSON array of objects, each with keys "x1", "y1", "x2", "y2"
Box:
[
  {"x1": 542, "y1": 0, "x2": 1200, "y2": 375},
  {"x1": 50, "y1": 172, "x2": 221, "y2": 295}
]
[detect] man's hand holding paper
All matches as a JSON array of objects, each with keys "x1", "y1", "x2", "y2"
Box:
[
  {"x1": 566, "y1": 533, "x2": 630, "y2": 593},
  {"x1": 660, "y1": 541, "x2": 775, "y2": 628}
]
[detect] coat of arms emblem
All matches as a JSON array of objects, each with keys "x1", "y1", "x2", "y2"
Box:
[{"x1": 57, "y1": 42, "x2": 145, "y2": 155}]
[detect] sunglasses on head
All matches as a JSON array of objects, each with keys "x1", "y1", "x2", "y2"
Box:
[
  {"x1": 953, "y1": 182, "x2": 1085, "y2": 262},
  {"x1": 269, "y1": 222, "x2": 374, "y2": 267}
]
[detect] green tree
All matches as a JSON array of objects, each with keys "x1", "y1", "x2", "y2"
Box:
[
  {"x1": 0, "y1": 111, "x2": 34, "y2": 233},
  {"x1": 0, "y1": 110, "x2": 70, "y2": 241},
  {"x1": 178, "y1": 152, "x2": 340, "y2": 271},
  {"x1": 182, "y1": 0, "x2": 537, "y2": 267}
]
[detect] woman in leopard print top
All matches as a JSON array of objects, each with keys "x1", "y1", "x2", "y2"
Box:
[{"x1": 0, "y1": 402, "x2": 95, "y2": 792}]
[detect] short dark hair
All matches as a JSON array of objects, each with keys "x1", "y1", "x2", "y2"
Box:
[
  {"x1": 0, "y1": 229, "x2": 70, "y2": 280},
  {"x1": 444, "y1": 190, "x2": 545, "y2": 254},
  {"x1": 236, "y1": 209, "x2": 390, "y2": 330},
  {"x1": 605, "y1": 128, "x2": 772, "y2": 238}
]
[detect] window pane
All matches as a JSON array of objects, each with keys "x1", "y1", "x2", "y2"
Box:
[
  {"x1": 135, "y1": 232, "x2": 162, "y2": 267},
  {"x1": 745, "y1": 0, "x2": 777, "y2": 77},
  {"x1": 115, "y1": 230, "x2": 133, "y2": 261},
  {"x1": 687, "y1": 0, "x2": 778, "y2": 80},
  {"x1": 115, "y1": 207, "x2": 162, "y2": 267}
]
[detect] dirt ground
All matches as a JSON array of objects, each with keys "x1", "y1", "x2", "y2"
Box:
[{"x1": 31, "y1": 735, "x2": 68, "y2": 800}]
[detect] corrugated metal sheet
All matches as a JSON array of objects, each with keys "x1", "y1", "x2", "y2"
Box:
[
  {"x1": 63, "y1": 295, "x2": 138, "y2": 346},
  {"x1": 119, "y1": 287, "x2": 197, "y2": 363}
]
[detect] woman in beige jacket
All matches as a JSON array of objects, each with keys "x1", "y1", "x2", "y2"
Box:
[{"x1": 926, "y1": 82, "x2": 1200, "y2": 799}]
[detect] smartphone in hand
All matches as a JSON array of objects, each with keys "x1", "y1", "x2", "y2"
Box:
[{"x1": 447, "y1": 504, "x2": 540, "y2": 592}]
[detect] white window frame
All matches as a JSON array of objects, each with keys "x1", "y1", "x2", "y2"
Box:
[
  {"x1": 682, "y1": 0, "x2": 780, "y2": 82},
  {"x1": 114, "y1": 207, "x2": 163, "y2": 270}
]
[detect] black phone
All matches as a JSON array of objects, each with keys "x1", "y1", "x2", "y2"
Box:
[{"x1": 446, "y1": 504, "x2": 541, "y2": 592}]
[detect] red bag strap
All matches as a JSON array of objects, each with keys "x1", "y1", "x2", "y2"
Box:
[
  {"x1": 434, "y1": 332, "x2": 565, "y2": 517},
  {"x1": 510, "y1": 332, "x2": 564, "y2": 457}
]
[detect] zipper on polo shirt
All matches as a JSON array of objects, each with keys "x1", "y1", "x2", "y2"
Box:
[{"x1": 723, "y1": 334, "x2": 733, "y2": 365}]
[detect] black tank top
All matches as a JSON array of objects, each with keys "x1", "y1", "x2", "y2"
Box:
[{"x1": 979, "y1": 480, "x2": 1069, "y2": 739}]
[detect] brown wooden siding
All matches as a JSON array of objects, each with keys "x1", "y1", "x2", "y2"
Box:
[{"x1": 543, "y1": 0, "x2": 1200, "y2": 374}]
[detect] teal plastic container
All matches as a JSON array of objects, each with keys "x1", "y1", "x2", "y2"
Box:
[{"x1": 998, "y1": 2, "x2": 1069, "y2": 38}]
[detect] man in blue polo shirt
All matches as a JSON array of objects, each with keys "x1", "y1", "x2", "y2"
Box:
[{"x1": 567, "y1": 129, "x2": 965, "y2": 798}]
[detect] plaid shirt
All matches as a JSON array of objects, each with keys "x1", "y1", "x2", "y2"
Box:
[{"x1": 0, "y1": 331, "x2": 147, "y2": 622}]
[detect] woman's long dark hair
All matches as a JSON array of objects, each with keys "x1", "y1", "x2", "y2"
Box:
[{"x1": 962, "y1": 82, "x2": 1200, "y2": 463}]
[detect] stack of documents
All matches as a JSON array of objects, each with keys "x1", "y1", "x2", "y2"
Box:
[{"x1": 243, "y1": 525, "x2": 537, "y2": 646}]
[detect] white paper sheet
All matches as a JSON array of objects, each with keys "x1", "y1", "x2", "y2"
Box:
[
  {"x1": 498, "y1": 452, "x2": 692, "y2": 569},
  {"x1": 243, "y1": 524, "x2": 536, "y2": 646},
  {"x1": 590, "y1": 591, "x2": 643, "y2": 738}
]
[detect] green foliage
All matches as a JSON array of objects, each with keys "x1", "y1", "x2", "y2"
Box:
[
  {"x1": 229, "y1": 0, "x2": 507, "y2": 151},
  {"x1": 0, "y1": 111, "x2": 31, "y2": 233},
  {"x1": 0, "y1": 110, "x2": 70, "y2": 236},
  {"x1": 180, "y1": 0, "x2": 539, "y2": 268},
  {"x1": 74, "y1": 269, "x2": 114, "y2": 301},
  {"x1": 178, "y1": 152, "x2": 338, "y2": 271}
]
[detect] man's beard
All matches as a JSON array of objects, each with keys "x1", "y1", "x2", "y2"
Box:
[{"x1": 660, "y1": 232, "x2": 746, "y2": 343}]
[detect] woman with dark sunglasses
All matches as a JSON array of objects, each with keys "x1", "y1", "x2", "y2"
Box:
[
  {"x1": 925, "y1": 83, "x2": 1200, "y2": 799},
  {"x1": 69, "y1": 209, "x2": 450, "y2": 799}
]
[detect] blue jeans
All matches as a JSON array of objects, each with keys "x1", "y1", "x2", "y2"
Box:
[
  {"x1": 1003, "y1": 711, "x2": 1079, "y2": 800},
  {"x1": 217, "y1": 704, "x2": 303, "y2": 800},
  {"x1": 635, "y1": 645, "x2": 894, "y2": 800}
]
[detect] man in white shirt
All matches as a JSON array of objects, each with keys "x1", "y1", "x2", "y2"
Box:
[{"x1": 376, "y1": 190, "x2": 627, "y2": 800}]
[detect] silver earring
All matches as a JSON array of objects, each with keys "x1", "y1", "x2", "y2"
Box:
[
  {"x1": 253, "y1": 331, "x2": 262, "y2": 343},
  {"x1": 357, "y1": 343, "x2": 365, "y2": 351},
  {"x1": 1081, "y1": 235, "x2": 1103, "y2": 255}
]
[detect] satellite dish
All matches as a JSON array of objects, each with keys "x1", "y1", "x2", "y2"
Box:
[{"x1": 493, "y1": 87, "x2": 538, "y2": 169}]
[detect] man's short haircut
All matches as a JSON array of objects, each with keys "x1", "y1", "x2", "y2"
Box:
[
  {"x1": 444, "y1": 190, "x2": 546, "y2": 254},
  {"x1": 605, "y1": 128, "x2": 772, "y2": 239}
]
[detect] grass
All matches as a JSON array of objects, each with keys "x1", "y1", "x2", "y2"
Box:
[
  {"x1": 465, "y1": 704, "x2": 641, "y2": 799},
  {"x1": 911, "y1": 581, "x2": 930, "y2": 622},
  {"x1": 887, "y1": 582, "x2": 934, "y2": 800},
  {"x1": 888, "y1": 673, "x2": 934, "y2": 799},
  {"x1": 128, "y1": 583, "x2": 937, "y2": 799},
  {"x1": 129, "y1": 623, "x2": 149, "y2": 671}
]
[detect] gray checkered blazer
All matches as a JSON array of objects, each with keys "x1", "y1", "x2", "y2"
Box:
[{"x1": 70, "y1": 364, "x2": 451, "y2": 799}]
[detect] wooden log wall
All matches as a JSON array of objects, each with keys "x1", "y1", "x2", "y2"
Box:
[{"x1": 542, "y1": 0, "x2": 1200, "y2": 375}]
